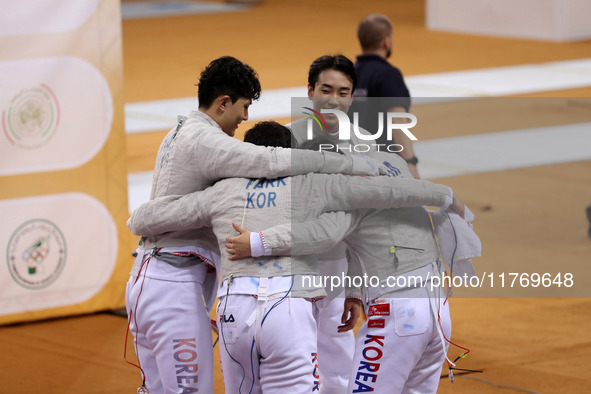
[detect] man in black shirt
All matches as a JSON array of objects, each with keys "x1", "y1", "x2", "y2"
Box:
[{"x1": 351, "y1": 14, "x2": 420, "y2": 178}]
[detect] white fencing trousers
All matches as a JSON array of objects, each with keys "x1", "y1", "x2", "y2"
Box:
[
  {"x1": 348, "y1": 292, "x2": 451, "y2": 394},
  {"x1": 218, "y1": 293, "x2": 318, "y2": 394},
  {"x1": 314, "y1": 294, "x2": 355, "y2": 394},
  {"x1": 125, "y1": 252, "x2": 214, "y2": 394},
  {"x1": 315, "y1": 256, "x2": 355, "y2": 394}
]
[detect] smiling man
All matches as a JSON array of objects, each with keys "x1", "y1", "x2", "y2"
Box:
[
  {"x1": 286, "y1": 54, "x2": 379, "y2": 394},
  {"x1": 289, "y1": 54, "x2": 373, "y2": 153},
  {"x1": 125, "y1": 56, "x2": 385, "y2": 394},
  {"x1": 127, "y1": 121, "x2": 460, "y2": 394},
  {"x1": 307, "y1": 56, "x2": 354, "y2": 131}
]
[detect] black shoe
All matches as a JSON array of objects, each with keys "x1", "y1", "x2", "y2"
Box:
[{"x1": 587, "y1": 205, "x2": 591, "y2": 239}]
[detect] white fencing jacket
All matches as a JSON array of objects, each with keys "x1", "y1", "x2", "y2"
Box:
[
  {"x1": 140, "y1": 110, "x2": 379, "y2": 253},
  {"x1": 128, "y1": 168, "x2": 451, "y2": 298}
]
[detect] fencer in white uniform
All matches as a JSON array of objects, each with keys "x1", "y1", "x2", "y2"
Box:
[
  {"x1": 125, "y1": 56, "x2": 384, "y2": 394},
  {"x1": 258, "y1": 150, "x2": 464, "y2": 394},
  {"x1": 128, "y1": 124, "x2": 457, "y2": 393},
  {"x1": 288, "y1": 54, "x2": 382, "y2": 394}
]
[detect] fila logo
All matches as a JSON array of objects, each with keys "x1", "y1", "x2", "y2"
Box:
[{"x1": 221, "y1": 314, "x2": 235, "y2": 323}]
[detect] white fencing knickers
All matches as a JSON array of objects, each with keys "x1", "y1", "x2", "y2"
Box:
[
  {"x1": 217, "y1": 278, "x2": 319, "y2": 394},
  {"x1": 125, "y1": 248, "x2": 214, "y2": 394},
  {"x1": 314, "y1": 256, "x2": 355, "y2": 394},
  {"x1": 348, "y1": 285, "x2": 451, "y2": 394}
]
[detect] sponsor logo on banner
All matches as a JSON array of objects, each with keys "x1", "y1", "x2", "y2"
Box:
[
  {"x1": 368, "y1": 318, "x2": 385, "y2": 328},
  {"x1": 2, "y1": 84, "x2": 60, "y2": 149},
  {"x1": 7, "y1": 219, "x2": 67, "y2": 289},
  {"x1": 0, "y1": 193, "x2": 117, "y2": 315},
  {"x1": 367, "y1": 303, "x2": 390, "y2": 317},
  {"x1": 0, "y1": 57, "x2": 113, "y2": 176}
]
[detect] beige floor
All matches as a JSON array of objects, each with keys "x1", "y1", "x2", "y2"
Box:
[{"x1": 2, "y1": 0, "x2": 591, "y2": 393}]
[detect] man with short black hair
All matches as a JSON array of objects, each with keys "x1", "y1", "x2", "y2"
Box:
[
  {"x1": 128, "y1": 120, "x2": 461, "y2": 394},
  {"x1": 125, "y1": 56, "x2": 384, "y2": 394},
  {"x1": 256, "y1": 148, "x2": 460, "y2": 394},
  {"x1": 291, "y1": 54, "x2": 368, "y2": 151},
  {"x1": 288, "y1": 54, "x2": 377, "y2": 394}
]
